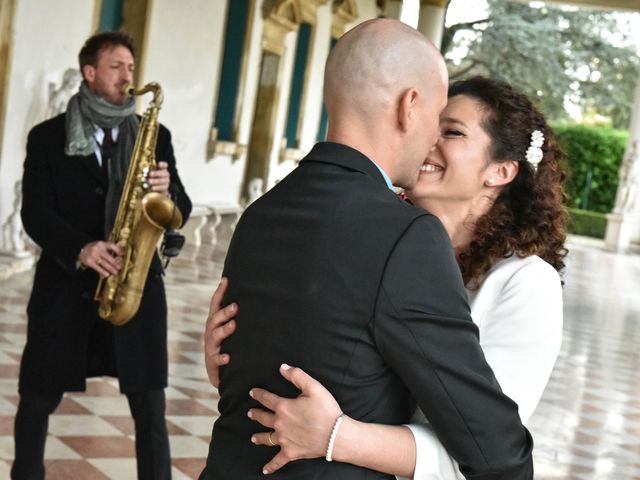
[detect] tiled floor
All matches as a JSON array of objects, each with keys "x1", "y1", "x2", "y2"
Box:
[
  {"x1": 0, "y1": 234, "x2": 227, "y2": 480},
  {"x1": 0, "y1": 229, "x2": 639, "y2": 479}
]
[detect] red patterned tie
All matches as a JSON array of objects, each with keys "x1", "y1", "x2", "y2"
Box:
[{"x1": 100, "y1": 127, "x2": 113, "y2": 182}]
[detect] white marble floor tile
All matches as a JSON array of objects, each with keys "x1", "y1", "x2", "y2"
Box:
[
  {"x1": 0, "y1": 435, "x2": 14, "y2": 460},
  {"x1": 169, "y1": 362, "x2": 205, "y2": 379},
  {"x1": 167, "y1": 331, "x2": 200, "y2": 342},
  {"x1": 169, "y1": 376, "x2": 214, "y2": 393},
  {"x1": 168, "y1": 435, "x2": 210, "y2": 459},
  {"x1": 0, "y1": 459, "x2": 10, "y2": 478},
  {"x1": 0, "y1": 397, "x2": 17, "y2": 415},
  {"x1": 165, "y1": 386, "x2": 190, "y2": 399},
  {"x1": 71, "y1": 396, "x2": 131, "y2": 416},
  {"x1": 195, "y1": 397, "x2": 220, "y2": 413},
  {"x1": 166, "y1": 416, "x2": 214, "y2": 436},
  {"x1": 44, "y1": 436, "x2": 83, "y2": 459},
  {"x1": 89, "y1": 458, "x2": 137, "y2": 479},
  {"x1": 179, "y1": 351, "x2": 206, "y2": 365},
  {"x1": 1, "y1": 334, "x2": 25, "y2": 348},
  {"x1": 0, "y1": 351, "x2": 18, "y2": 364},
  {"x1": 0, "y1": 378, "x2": 18, "y2": 395},
  {"x1": 48, "y1": 415, "x2": 123, "y2": 436}
]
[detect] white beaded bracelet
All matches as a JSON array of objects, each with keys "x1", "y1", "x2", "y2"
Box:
[{"x1": 325, "y1": 412, "x2": 345, "y2": 462}]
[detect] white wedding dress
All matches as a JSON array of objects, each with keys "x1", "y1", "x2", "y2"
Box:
[{"x1": 399, "y1": 255, "x2": 563, "y2": 480}]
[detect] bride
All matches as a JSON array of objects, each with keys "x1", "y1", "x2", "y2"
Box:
[{"x1": 205, "y1": 76, "x2": 568, "y2": 479}]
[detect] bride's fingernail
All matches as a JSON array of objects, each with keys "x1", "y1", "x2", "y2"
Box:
[
  {"x1": 247, "y1": 410, "x2": 253, "y2": 418},
  {"x1": 281, "y1": 363, "x2": 291, "y2": 370},
  {"x1": 251, "y1": 435, "x2": 257, "y2": 444},
  {"x1": 263, "y1": 468, "x2": 269, "y2": 475},
  {"x1": 249, "y1": 389, "x2": 254, "y2": 398}
]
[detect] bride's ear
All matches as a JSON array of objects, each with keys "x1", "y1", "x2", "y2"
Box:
[{"x1": 484, "y1": 160, "x2": 519, "y2": 187}]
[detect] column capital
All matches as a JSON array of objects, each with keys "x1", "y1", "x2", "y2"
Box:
[
  {"x1": 262, "y1": 0, "x2": 300, "y2": 55},
  {"x1": 417, "y1": 0, "x2": 447, "y2": 48},
  {"x1": 420, "y1": 0, "x2": 449, "y2": 7},
  {"x1": 299, "y1": 0, "x2": 330, "y2": 24},
  {"x1": 332, "y1": 0, "x2": 358, "y2": 39}
]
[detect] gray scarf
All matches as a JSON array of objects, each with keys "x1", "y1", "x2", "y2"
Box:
[{"x1": 65, "y1": 82, "x2": 139, "y2": 237}]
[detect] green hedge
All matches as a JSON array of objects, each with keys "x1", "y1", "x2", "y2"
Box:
[
  {"x1": 568, "y1": 208, "x2": 607, "y2": 239},
  {"x1": 555, "y1": 124, "x2": 627, "y2": 213}
]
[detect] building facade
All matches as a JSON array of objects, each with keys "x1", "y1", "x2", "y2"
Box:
[{"x1": 0, "y1": 0, "x2": 638, "y2": 257}]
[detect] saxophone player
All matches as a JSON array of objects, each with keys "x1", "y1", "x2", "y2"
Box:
[{"x1": 12, "y1": 32, "x2": 191, "y2": 480}]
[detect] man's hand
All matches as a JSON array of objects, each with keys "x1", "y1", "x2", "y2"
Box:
[
  {"x1": 78, "y1": 241, "x2": 122, "y2": 278},
  {"x1": 149, "y1": 161, "x2": 171, "y2": 195}
]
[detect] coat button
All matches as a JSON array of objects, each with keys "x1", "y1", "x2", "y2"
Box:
[{"x1": 95, "y1": 187, "x2": 104, "y2": 195}]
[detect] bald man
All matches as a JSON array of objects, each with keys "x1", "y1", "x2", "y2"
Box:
[{"x1": 201, "y1": 19, "x2": 533, "y2": 480}]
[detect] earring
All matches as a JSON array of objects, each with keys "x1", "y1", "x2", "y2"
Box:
[{"x1": 486, "y1": 179, "x2": 495, "y2": 186}]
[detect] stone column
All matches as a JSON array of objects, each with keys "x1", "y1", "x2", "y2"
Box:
[
  {"x1": 605, "y1": 76, "x2": 640, "y2": 252},
  {"x1": 381, "y1": 0, "x2": 403, "y2": 20},
  {"x1": 417, "y1": 0, "x2": 448, "y2": 50}
]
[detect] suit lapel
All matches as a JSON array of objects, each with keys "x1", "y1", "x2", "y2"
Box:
[
  {"x1": 62, "y1": 114, "x2": 105, "y2": 185},
  {"x1": 76, "y1": 153, "x2": 107, "y2": 186}
]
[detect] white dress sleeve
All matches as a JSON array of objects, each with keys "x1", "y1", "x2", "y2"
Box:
[{"x1": 404, "y1": 257, "x2": 563, "y2": 480}]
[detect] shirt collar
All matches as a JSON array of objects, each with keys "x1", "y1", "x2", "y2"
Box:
[
  {"x1": 94, "y1": 125, "x2": 120, "y2": 144},
  {"x1": 301, "y1": 142, "x2": 394, "y2": 189},
  {"x1": 370, "y1": 160, "x2": 393, "y2": 189}
]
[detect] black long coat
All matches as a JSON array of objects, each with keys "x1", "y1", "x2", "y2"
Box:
[{"x1": 19, "y1": 113, "x2": 191, "y2": 394}]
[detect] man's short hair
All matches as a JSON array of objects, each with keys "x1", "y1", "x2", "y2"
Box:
[{"x1": 78, "y1": 31, "x2": 135, "y2": 74}]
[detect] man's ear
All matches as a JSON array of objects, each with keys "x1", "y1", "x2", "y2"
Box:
[
  {"x1": 398, "y1": 88, "x2": 419, "y2": 133},
  {"x1": 485, "y1": 160, "x2": 519, "y2": 187},
  {"x1": 83, "y1": 64, "x2": 95, "y2": 84}
]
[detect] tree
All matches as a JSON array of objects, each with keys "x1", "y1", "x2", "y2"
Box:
[{"x1": 442, "y1": 0, "x2": 640, "y2": 128}]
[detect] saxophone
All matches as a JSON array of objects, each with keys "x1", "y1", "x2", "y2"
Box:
[{"x1": 95, "y1": 82, "x2": 182, "y2": 326}]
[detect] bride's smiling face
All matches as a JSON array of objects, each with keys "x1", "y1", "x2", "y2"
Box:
[{"x1": 406, "y1": 94, "x2": 494, "y2": 209}]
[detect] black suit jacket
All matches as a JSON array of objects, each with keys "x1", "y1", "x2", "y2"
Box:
[
  {"x1": 19, "y1": 112, "x2": 191, "y2": 394},
  {"x1": 202, "y1": 143, "x2": 533, "y2": 479}
]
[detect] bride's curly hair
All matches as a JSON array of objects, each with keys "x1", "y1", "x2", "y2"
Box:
[{"x1": 449, "y1": 77, "x2": 569, "y2": 289}]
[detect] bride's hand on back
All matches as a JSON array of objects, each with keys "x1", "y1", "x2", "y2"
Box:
[
  {"x1": 204, "y1": 277, "x2": 237, "y2": 388},
  {"x1": 248, "y1": 364, "x2": 343, "y2": 474}
]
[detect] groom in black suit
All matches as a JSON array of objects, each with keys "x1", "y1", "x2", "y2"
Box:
[{"x1": 201, "y1": 19, "x2": 533, "y2": 480}]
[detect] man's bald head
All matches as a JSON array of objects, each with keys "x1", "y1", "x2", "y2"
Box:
[
  {"x1": 322, "y1": 19, "x2": 448, "y2": 188},
  {"x1": 324, "y1": 18, "x2": 447, "y2": 119}
]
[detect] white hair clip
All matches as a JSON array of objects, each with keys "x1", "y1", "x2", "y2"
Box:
[{"x1": 525, "y1": 130, "x2": 544, "y2": 172}]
